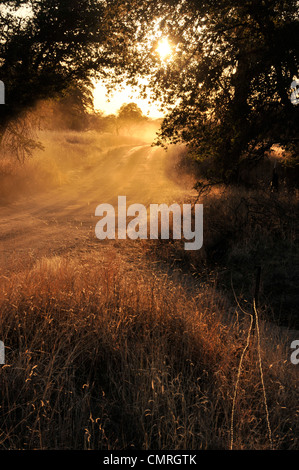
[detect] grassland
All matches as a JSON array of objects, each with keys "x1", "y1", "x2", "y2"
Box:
[{"x1": 0, "y1": 130, "x2": 298, "y2": 450}]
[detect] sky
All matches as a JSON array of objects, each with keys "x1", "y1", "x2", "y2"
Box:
[
  {"x1": 93, "y1": 39, "x2": 172, "y2": 118},
  {"x1": 93, "y1": 81, "x2": 165, "y2": 119}
]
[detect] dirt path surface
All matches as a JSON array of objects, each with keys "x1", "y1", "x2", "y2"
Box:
[{"x1": 0, "y1": 140, "x2": 195, "y2": 275}]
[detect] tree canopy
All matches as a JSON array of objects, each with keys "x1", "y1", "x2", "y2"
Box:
[
  {"x1": 0, "y1": 0, "x2": 108, "y2": 131},
  {"x1": 1, "y1": 0, "x2": 298, "y2": 181},
  {"x1": 105, "y1": 0, "x2": 299, "y2": 182},
  {"x1": 117, "y1": 102, "x2": 145, "y2": 121}
]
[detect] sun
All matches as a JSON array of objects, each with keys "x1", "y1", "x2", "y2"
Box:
[{"x1": 156, "y1": 38, "x2": 172, "y2": 60}]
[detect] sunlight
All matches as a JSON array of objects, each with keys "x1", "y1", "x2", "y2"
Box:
[
  {"x1": 156, "y1": 38, "x2": 172, "y2": 61},
  {"x1": 93, "y1": 80, "x2": 165, "y2": 118}
]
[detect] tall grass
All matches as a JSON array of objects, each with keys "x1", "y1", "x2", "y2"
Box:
[
  {"x1": 149, "y1": 186, "x2": 299, "y2": 328},
  {"x1": 0, "y1": 250, "x2": 297, "y2": 449},
  {"x1": 0, "y1": 129, "x2": 298, "y2": 449}
]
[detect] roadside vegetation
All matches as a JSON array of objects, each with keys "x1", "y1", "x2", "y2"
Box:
[
  {"x1": 0, "y1": 244, "x2": 298, "y2": 450},
  {"x1": 0, "y1": 0, "x2": 298, "y2": 451}
]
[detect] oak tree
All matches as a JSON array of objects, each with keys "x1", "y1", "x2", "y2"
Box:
[{"x1": 106, "y1": 0, "x2": 299, "y2": 182}]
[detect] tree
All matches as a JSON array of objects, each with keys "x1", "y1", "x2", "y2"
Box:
[
  {"x1": 116, "y1": 102, "x2": 147, "y2": 134},
  {"x1": 117, "y1": 102, "x2": 144, "y2": 122},
  {"x1": 106, "y1": 0, "x2": 299, "y2": 183},
  {"x1": 46, "y1": 81, "x2": 95, "y2": 131},
  {"x1": 0, "y1": 0, "x2": 108, "y2": 136}
]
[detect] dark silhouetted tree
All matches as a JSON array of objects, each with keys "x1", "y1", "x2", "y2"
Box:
[
  {"x1": 116, "y1": 102, "x2": 147, "y2": 133},
  {"x1": 106, "y1": 0, "x2": 299, "y2": 182},
  {"x1": 0, "y1": 0, "x2": 108, "y2": 136}
]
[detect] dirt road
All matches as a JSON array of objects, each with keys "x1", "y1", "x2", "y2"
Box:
[{"x1": 0, "y1": 136, "x2": 195, "y2": 275}]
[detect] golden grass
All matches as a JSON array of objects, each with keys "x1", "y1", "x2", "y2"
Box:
[
  {"x1": 0, "y1": 248, "x2": 298, "y2": 450},
  {"x1": 0, "y1": 128, "x2": 298, "y2": 449}
]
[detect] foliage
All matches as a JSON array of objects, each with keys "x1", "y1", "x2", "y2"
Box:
[
  {"x1": 117, "y1": 102, "x2": 145, "y2": 122},
  {"x1": 106, "y1": 0, "x2": 299, "y2": 182},
  {"x1": 36, "y1": 82, "x2": 95, "y2": 132},
  {"x1": 0, "y1": 0, "x2": 108, "y2": 131},
  {"x1": 116, "y1": 102, "x2": 148, "y2": 133},
  {"x1": 1, "y1": 112, "x2": 44, "y2": 162}
]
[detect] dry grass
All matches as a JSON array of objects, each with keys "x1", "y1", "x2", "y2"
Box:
[
  {"x1": 150, "y1": 185, "x2": 299, "y2": 328},
  {"x1": 0, "y1": 248, "x2": 298, "y2": 450},
  {"x1": 0, "y1": 128, "x2": 298, "y2": 450}
]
